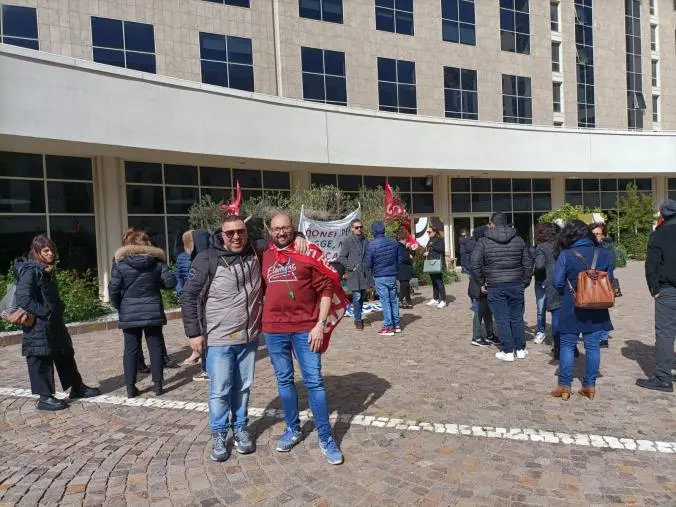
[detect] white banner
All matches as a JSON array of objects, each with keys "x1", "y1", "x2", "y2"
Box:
[{"x1": 298, "y1": 205, "x2": 362, "y2": 263}]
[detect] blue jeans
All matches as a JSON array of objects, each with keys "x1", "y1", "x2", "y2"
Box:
[
  {"x1": 559, "y1": 331, "x2": 604, "y2": 387},
  {"x1": 205, "y1": 341, "x2": 258, "y2": 433},
  {"x1": 265, "y1": 332, "x2": 332, "y2": 443},
  {"x1": 374, "y1": 276, "x2": 400, "y2": 329},
  {"x1": 535, "y1": 283, "x2": 547, "y2": 334},
  {"x1": 487, "y1": 285, "x2": 526, "y2": 354},
  {"x1": 551, "y1": 309, "x2": 560, "y2": 346},
  {"x1": 352, "y1": 289, "x2": 366, "y2": 322}
]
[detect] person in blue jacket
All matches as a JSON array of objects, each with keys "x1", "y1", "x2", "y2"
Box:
[
  {"x1": 365, "y1": 221, "x2": 403, "y2": 337},
  {"x1": 551, "y1": 220, "x2": 614, "y2": 401},
  {"x1": 175, "y1": 230, "x2": 193, "y2": 297}
]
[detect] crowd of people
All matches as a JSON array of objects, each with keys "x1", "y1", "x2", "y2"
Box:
[{"x1": 6, "y1": 199, "x2": 676, "y2": 466}]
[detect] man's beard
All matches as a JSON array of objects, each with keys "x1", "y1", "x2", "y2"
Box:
[{"x1": 272, "y1": 236, "x2": 293, "y2": 248}]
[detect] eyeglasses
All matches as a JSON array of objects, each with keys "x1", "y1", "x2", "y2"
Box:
[
  {"x1": 222, "y1": 228, "x2": 246, "y2": 239},
  {"x1": 271, "y1": 226, "x2": 293, "y2": 234},
  {"x1": 353, "y1": 226, "x2": 363, "y2": 230}
]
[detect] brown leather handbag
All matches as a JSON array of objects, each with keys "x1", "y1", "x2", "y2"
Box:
[{"x1": 567, "y1": 249, "x2": 615, "y2": 310}]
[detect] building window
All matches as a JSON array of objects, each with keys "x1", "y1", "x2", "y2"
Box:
[
  {"x1": 443, "y1": 67, "x2": 478, "y2": 120},
  {"x1": 668, "y1": 178, "x2": 676, "y2": 201},
  {"x1": 125, "y1": 163, "x2": 290, "y2": 260},
  {"x1": 441, "y1": 0, "x2": 476, "y2": 46},
  {"x1": 204, "y1": 0, "x2": 250, "y2": 6},
  {"x1": 310, "y1": 174, "x2": 435, "y2": 214},
  {"x1": 378, "y1": 57, "x2": 417, "y2": 114},
  {"x1": 652, "y1": 94, "x2": 660, "y2": 124},
  {"x1": 451, "y1": 177, "x2": 552, "y2": 241},
  {"x1": 0, "y1": 152, "x2": 97, "y2": 274},
  {"x1": 650, "y1": 24, "x2": 658, "y2": 51},
  {"x1": 301, "y1": 47, "x2": 347, "y2": 106},
  {"x1": 575, "y1": 0, "x2": 595, "y2": 128},
  {"x1": 376, "y1": 0, "x2": 414, "y2": 36},
  {"x1": 625, "y1": 0, "x2": 645, "y2": 130},
  {"x1": 652, "y1": 59, "x2": 659, "y2": 87},
  {"x1": 553, "y1": 121, "x2": 563, "y2": 127},
  {"x1": 0, "y1": 5, "x2": 38, "y2": 49},
  {"x1": 565, "y1": 177, "x2": 652, "y2": 213},
  {"x1": 553, "y1": 82, "x2": 562, "y2": 113},
  {"x1": 299, "y1": 0, "x2": 343, "y2": 24},
  {"x1": 650, "y1": 0, "x2": 656, "y2": 15},
  {"x1": 550, "y1": 1, "x2": 559, "y2": 32},
  {"x1": 551, "y1": 41, "x2": 561, "y2": 72},
  {"x1": 500, "y1": 0, "x2": 530, "y2": 55},
  {"x1": 502, "y1": 74, "x2": 532, "y2": 124},
  {"x1": 199, "y1": 32, "x2": 254, "y2": 92},
  {"x1": 91, "y1": 17, "x2": 156, "y2": 73}
]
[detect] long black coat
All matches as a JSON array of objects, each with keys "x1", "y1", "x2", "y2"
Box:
[
  {"x1": 108, "y1": 245, "x2": 176, "y2": 329},
  {"x1": 397, "y1": 242, "x2": 413, "y2": 281},
  {"x1": 14, "y1": 258, "x2": 73, "y2": 357}
]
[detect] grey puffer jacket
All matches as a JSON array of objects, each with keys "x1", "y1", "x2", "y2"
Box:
[
  {"x1": 470, "y1": 226, "x2": 533, "y2": 288},
  {"x1": 534, "y1": 241, "x2": 561, "y2": 312}
]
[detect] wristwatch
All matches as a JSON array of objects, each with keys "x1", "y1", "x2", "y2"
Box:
[{"x1": 318, "y1": 319, "x2": 328, "y2": 327}]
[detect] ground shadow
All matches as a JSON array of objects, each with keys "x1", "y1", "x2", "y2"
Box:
[
  {"x1": 252, "y1": 372, "x2": 391, "y2": 447},
  {"x1": 621, "y1": 339, "x2": 655, "y2": 377},
  {"x1": 399, "y1": 314, "x2": 422, "y2": 327}
]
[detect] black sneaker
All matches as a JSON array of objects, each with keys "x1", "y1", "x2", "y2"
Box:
[
  {"x1": 471, "y1": 337, "x2": 490, "y2": 348},
  {"x1": 486, "y1": 335, "x2": 500, "y2": 346},
  {"x1": 636, "y1": 377, "x2": 674, "y2": 393}
]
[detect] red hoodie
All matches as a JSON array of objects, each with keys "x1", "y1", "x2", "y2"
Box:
[{"x1": 261, "y1": 245, "x2": 334, "y2": 333}]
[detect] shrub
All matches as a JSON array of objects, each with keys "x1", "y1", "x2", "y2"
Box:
[
  {"x1": 618, "y1": 232, "x2": 648, "y2": 261},
  {"x1": 162, "y1": 289, "x2": 180, "y2": 310},
  {"x1": 0, "y1": 267, "x2": 110, "y2": 332},
  {"x1": 538, "y1": 203, "x2": 606, "y2": 225},
  {"x1": 614, "y1": 244, "x2": 628, "y2": 268},
  {"x1": 611, "y1": 184, "x2": 654, "y2": 260}
]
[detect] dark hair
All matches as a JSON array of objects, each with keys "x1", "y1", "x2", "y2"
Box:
[
  {"x1": 395, "y1": 228, "x2": 408, "y2": 242},
  {"x1": 590, "y1": 222, "x2": 607, "y2": 236},
  {"x1": 223, "y1": 215, "x2": 246, "y2": 225},
  {"x1": 350, "y1": 218, "x2": 362, "y2": 227},
  {"x1": 28, "y1": 234, "x2": 57, "y2": 265},
  {"x1": 534, "y1": 223, "x2": 561, "y2": 246},
  {"x1": 490, "y1": 213, "x2": 509, "y2": 227},
  {"x1": 558, "y1": 219, "x2": 593, "y2": 250},
  {"x1": 122, "y1": 228, "x2": 150, "y2": 246},
  {"x1": 472, "y1": 225, "x2": 488, "y2": 240}
]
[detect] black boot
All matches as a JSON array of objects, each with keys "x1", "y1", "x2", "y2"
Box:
[
  {"x1": 138, "y1": 364, "x2": 150, "y2": 374},
  {"x1": 153, "y1": 381, "x2": 163, "y2": 396},
  {"x1": 69, "y1": 383, "x2": 101, "y2": 400},
  {"x1": 164, "y1": 356, "x2": 180, "y2": 369},
  {"x1": 126, "y1": 385, "x2": 140, "y2": 399},
  {"x1": 37, "y1": 395, "x2": 68, "y2": 411}
]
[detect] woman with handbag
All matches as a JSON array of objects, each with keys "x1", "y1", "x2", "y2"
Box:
[
  {"x1": 551, "y1": 220, "x2": 614, "y2": 401},
  {"x1": 423, "y1": 225, "x2": 447, "y2": 309},
  {"x1": 14, "y1": 235, "x2": 100, "y2": 411},
  {"x1": 109, "y1": 229, "x2": 176, "y2": 398},
  {"x1": 396, "y1": 229, "x2": 414, "y2": 309}
]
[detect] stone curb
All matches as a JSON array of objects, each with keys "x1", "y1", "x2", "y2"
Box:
[{"x1": 0, "y1": 308, "x2": 182, "y2": 347}]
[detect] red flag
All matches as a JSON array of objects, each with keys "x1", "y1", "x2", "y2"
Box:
[
  {"x1": 655, "y1": 213, "x2": 665, "y2": 230},
  {"x1": 385, "y1": 182, "x2": 419, "y2": 249},
  {"x1": 220, "y1": 180, "x2": 242, "y2": 216},
  {"x1": 267, "y1": 243, "x2": 349, "y2": 353}
]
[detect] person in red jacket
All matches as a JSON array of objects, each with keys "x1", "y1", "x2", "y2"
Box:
[{"x1": 261, "y1": 213, "x2": 347, "y2": 465}]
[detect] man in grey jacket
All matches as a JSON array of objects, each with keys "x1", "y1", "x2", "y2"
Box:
[
  {"x1": 338, "y1": 219, "x2": 370, "y2": 330},
  {"x1": 471, "y1": 213, "x2": 533, "y2": 362}
]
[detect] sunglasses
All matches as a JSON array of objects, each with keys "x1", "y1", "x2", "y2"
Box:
[
  {"x1": 222, "y1": 228, "x2": 247, "y2": 239},
  {"x1": 353, "y1": 226, "x2": 363, "y2": 230}
]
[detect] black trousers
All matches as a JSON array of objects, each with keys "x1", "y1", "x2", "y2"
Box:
[
  {"x1": 655, "y1": 288, "x2": 676, "y2": 382},
  {"x1": 136, "y1": 334, "x2": 169, "y2": 367},
  {"x1": 26, "y1": 348, "x2": 83, "y2": 396},
  {"x1": 124, "y1": 326, "x2": 164, "y2": 385},
  {"x1": 472, "y1": 297, "x2": 494, "y2": 339},
  {"x1": 430, "y1": 273, "x2": 446, "y2": 302},
  {"x1": 399, "y1": 280, "x2": 412, "y2": 304}
]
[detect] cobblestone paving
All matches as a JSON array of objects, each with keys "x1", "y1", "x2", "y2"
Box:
[{"x1": 0, "y1": 261, "x2": 674, "y2": 506}]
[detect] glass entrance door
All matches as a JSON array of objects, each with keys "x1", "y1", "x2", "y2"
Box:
[
  {"x1": 472, "y1": 216, "x2": 490, "y2": 230},
  {"x1": 453, "y1": 215, "x2": 491, "y2": 265}
]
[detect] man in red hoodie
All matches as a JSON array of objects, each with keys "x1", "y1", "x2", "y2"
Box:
[{"x1": 261, "y1": 213, "x2": 345, "y2": 465}]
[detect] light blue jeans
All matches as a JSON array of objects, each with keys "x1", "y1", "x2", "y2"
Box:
[
  {"x1": 206, "y1": 341, "x2": 258, "y2": 433},
  {"x1": 374, "y1": 276, "x2": 400, "y2": 329},
  {"x1": 559, "y1": 331, "x2": 604, "y2": 387},
  {"x1": 352, "y1": 289, "x2": 366, "y2": 322},
  {"x1": 535, "y1": 283, "x2": 547, "y2": 334},
  {"x1": 265, "y1": 332, "x2": 333, "y2": 443}
]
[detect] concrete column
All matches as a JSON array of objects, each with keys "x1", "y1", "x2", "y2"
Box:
[
  {"x1": 291, "y1": 169, "x2": 311, "y2": 192},
  {"x1": 653, "y1": 176, "x2": 667, "y2": 208},
  {"x1": 551, "y1": 175, "x2": 566, "y2": 209},
  {"x1": 93, "y1": 156, "x2": 126, "y2": 301},
  {"x1": 436, "y1": 175, "x2": 454, "y2": 266}
]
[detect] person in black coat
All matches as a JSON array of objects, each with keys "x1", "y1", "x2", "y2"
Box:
[
  {"x1": 15, "y1": 235, "x2": 100, "y2": 411},
  {"x1": 458, "y1": 229, "x2": 468, "y2": 273},
  {"x1": 109, "y1": 229, "x2": 177, "y2": 398},
  {"x1": 465, "y1": 226, "x2": 496, "y2": 347},
  {"x1": 396, "y1": 229, "x2": 414, "y2": 309},
  {"x1": 424, "y1": 225, "x2": 447, "y2": 308}
]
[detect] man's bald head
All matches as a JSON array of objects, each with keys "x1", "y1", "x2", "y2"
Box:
[{"x1": 270, "y1": 214, "x2": 295, "y2": 248}]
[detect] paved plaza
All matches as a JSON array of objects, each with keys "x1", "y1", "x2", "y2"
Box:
[{"x1": 0, "y1": 261, "x2": 673, "y2": 506}]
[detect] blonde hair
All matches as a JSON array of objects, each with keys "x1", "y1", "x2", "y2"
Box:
[
  {"x1": 122, "y1": 228, "x2": 150, "y2": 247},
  {"x1": 182, "y1": 230, "x2": 194, "y2": 254}
]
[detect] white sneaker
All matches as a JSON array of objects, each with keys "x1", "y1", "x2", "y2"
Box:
[
  {"x1": 495, "y1": 351, "x2": 515, "y2": 362},
  {"x1": 534, "y1": 332, "x2": 546, "y2": 344},
  {"x1": 516, "y1": 349, "x2": 529, "y2": 359},
  {"x1": 426, "y1": 299, "x2": 438, "y2": 306},
  {"x1": 436, "y1": 301, "x2": 447, "y2": 309}
]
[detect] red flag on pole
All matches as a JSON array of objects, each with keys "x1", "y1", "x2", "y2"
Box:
[
  {"x1": 221, "y1": 180, "x2": 242, "y2": 216},
  {"x1": 385, "y1": 182, "x2": 419, "y2": 249}
]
